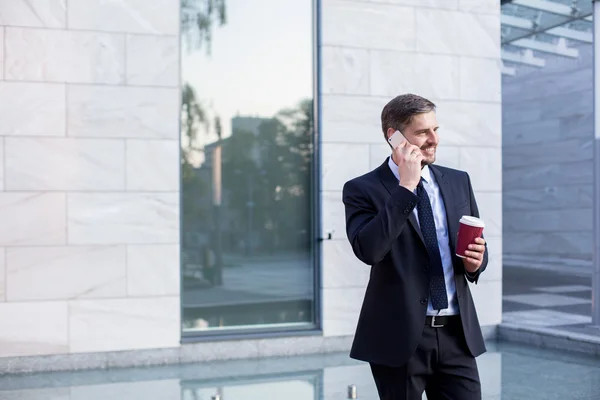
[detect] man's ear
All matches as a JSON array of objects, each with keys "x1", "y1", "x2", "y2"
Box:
[{"x1": 386, "y1": 127, "x2": 396, "y2": 140}]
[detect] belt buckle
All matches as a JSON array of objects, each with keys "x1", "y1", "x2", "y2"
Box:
[{"x1": 430, "y1": 316, "x2": 444, "y2": 328}]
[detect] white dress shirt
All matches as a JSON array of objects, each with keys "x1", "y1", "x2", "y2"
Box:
[{"x1": 388, "y1": 157, "x2": 459, "y2": 316}]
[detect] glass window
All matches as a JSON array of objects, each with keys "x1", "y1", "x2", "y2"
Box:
[{"x1": 180, "y1": 0, "x2": 318, "y2": 335}]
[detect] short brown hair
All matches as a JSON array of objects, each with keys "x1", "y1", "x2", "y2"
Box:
[{"x1": 381, "y1": 94, "x2": 436, "y2": 140}]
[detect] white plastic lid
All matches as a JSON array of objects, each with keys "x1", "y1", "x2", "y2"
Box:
[{"x1": 459, "y1": 215, "x2": 485, "y2": 228}]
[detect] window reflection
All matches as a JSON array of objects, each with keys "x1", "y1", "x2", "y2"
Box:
[
  {"x1": 180, "y1": 0, "x2": 316, "y2": 333},
  {"x1": 181, "y1": 376, "x2": 318, "y2": 400}
]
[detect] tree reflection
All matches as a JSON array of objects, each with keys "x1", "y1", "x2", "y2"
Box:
[
  {"x1": 181, "y1": 0, "x2": 227, "y2": 54},
  {"x1": 221, "y1": 99, "x2": 314, "y2": 255},
  {"x1": 181, "y1": 94, "x2": 314, "y2": 266},
  {"x1": 179, "y1": 0, "x2": 315, "y2": 329},
  {"x1": 180, "y1": 0, "x2": 227, "y2": 252}
]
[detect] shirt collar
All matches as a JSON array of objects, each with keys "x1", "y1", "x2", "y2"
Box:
[{"x1": 388, "y1": 156, "x2": 432, "y2": 185}]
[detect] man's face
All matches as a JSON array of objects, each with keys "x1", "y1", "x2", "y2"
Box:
[{"x1": 389, "y1": 111, "x2": 439, "y2": 166}]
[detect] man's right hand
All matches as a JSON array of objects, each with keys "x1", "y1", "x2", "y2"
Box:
[{"x1": 394, "y1": 140, "x2": 422, "y2": 192}]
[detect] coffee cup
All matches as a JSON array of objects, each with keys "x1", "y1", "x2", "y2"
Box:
[{"x1": 456, "y1": 216, "x2": 485, "y2": 258}]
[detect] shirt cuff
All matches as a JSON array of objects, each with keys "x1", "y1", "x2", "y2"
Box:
[{"x1": 465, "y1": 269, "x2": 479, "y2": 281}]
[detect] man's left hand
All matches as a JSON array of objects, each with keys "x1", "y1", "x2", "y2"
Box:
[{"x1": 462, "y1": 237, "x2": 486, "y2": 273}]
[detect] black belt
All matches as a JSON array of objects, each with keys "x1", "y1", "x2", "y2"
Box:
[{"x1": 425, "y1": 315, "x2": 460, "y2": 328}]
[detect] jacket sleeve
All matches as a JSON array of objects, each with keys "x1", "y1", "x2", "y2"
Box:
[
  {"x1": 342, "y1": 179, "x2": 419, "y2": 265},
  {"x1": 464, "y1": 172, "x2": 488, "y2": 284}
]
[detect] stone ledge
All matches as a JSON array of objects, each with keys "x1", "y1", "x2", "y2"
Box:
[
  {"x1": 498, "y1": 323, "x2": 600, "y2": 357},
  {"x1": 0, "y1": 325, "x2": 500, "y2": 375},
  {"x1": 481, "y1": 324, "x2": 499, "y2": 340},
  {"x1": 0, "y1": 335, "x2": 355, "y2": 375}
]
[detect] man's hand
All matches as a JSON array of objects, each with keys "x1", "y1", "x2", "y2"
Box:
[
  {"x1": 394, "y1": 139, "x2": 422, "y2": 192},
  {"x1": 462, "y1": 237, "x2": 486, "y2": 273}
]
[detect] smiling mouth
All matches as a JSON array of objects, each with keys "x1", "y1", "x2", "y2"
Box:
[{"x1": 422, "y1": 147, "x2": 436, "y2": 155}]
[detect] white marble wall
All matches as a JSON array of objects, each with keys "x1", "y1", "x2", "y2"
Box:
[
  {"x1": 0, "y1": 0, "x2": 502, "y2": 364},
  {"x1": 0, "y1": 0, "x2": 181, "y2": 358},
  {"x1": 321, "y1": 0, "x2": 503, "y2": 336}
]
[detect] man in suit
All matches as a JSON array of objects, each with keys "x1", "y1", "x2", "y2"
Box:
[{"x1": 342, "y1": 94, "x2": 488, "y2": 400}]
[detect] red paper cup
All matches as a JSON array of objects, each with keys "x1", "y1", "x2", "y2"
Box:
[{"x1": 456, "y1": 216, "x2": 485, "y2": 258}]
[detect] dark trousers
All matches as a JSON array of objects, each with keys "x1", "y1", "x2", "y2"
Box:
[{"x1": 370, "y1": 317, "x2": 481, "y2": 400}]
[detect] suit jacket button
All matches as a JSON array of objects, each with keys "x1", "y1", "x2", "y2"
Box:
[{"x1": 420, "y1": 299, "x2": 427, "y2": 305}]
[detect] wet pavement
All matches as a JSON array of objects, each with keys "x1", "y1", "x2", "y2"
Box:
[{"x1": 0, "y1": 339, "x2": 599, "y2": 400}]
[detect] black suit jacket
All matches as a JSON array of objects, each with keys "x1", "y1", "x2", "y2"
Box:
[{"x1": 342, "y1": 158, "x2": 488, "y2": 367}]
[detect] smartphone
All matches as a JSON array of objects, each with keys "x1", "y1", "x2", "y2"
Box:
[{"x1": 387, "y1": 130, "x2": 406, "y2": 148}]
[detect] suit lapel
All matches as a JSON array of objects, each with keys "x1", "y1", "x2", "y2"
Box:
[
  {"x1": 376, "y1": 158, "x2": 425, "y2": 245},
  {"x1": 429, "y1": 165, "x2": 459, "y2": 253}
]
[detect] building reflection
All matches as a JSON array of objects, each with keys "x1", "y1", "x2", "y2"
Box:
[{"x1": 181, "y1": 97, "x2": 316, "y2": 332}]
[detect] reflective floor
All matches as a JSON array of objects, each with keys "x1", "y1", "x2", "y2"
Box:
[
  {"x1": 501, "y1": 266, "x2": 600, "y2": 356},
  {"x1": 0, "y1": 341, "x2": 599, "y2": 400}
]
